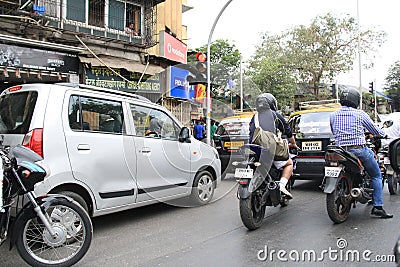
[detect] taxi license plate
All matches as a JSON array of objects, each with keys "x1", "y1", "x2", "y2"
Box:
[
  {"x1": 234, "y1": 168, "x2": 253, "y2": 179},
  {"x1": 224, "y1": 141, "x2": 244, "y2": 148},
  {"x1": 324, "y1": 167, "x2": 342, "y2": 177},
  {"x1": 302, "y1": 141, "x2": 322, "y2": 151}
]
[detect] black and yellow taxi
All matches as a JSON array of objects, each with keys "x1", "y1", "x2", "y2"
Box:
[
  {"x1": 288, "y1": 106, "x2": 340, "y2": 180},
  {"x1": 213, "y1": 112, "x2": 255, "y2": 174}
]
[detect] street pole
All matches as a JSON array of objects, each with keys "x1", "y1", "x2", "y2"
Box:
[
  {"x1": 206, "y1": 0, "x2": 234, "y2": 145},
  {"x1": 357, "y1": 0, "x2": 363, "y2": 109},
  {"x1": 374, "y1": 79, "x2": 378, "y2": 122},
  {"x1": 240, "y1": 55, "x2": 243, "y2": 112}
]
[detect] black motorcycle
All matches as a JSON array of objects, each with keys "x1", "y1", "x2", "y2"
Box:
[
  {"x1": 233, "y1": 144, "x2": 294, "y2": 230},
  {"x1": 322, "y1": 144, "x2": 375, "y2": 223},
  {"x1": 0, "y1": 144, "x2": 92, "y2": 267}
]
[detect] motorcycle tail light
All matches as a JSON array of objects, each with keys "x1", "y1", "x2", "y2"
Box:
[
  {"x1": 239, "y1": 180, "x2": 248, "y2": 185},
  {"x1": 325, "y1": 152, "x2": 346, "y2": 162}
]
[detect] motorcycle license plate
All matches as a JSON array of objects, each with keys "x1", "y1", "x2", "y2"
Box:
[
  {"x1": 234, "y1": 168, "x2": 253, "y2": 179},
  {"x1": 384, "y1": 157, "x2": 390, "y2": 165},
  {"x1": 324, "y1": 167, "x2": 342, "y2": 177}
]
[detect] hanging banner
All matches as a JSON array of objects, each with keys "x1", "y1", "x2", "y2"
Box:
[{"x1": 0, "y1": 43, "x2": 78, "y2": 73}]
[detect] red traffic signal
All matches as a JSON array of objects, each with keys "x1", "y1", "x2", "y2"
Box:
[{"x1": 196, "y1": 52, "x2": 207, "y2": 62}]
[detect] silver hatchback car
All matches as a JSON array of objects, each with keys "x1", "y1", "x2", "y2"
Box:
[{"x1": 0, "y1": 83, "x2": 221, "y2": 217}]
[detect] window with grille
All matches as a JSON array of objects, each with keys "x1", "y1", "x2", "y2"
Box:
[
  {"x1": 108, "y1": 0, "x2": 142, "y2": 34},
  {"x1": 88, "y1": 0, "x2": 105, "y2": 27}
]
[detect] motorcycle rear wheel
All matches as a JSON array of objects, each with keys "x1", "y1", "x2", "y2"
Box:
[
  {"x1": 387, "y1": 174, "x2": 398, "y2": 195},
  {"x1": 16, "y1": 199, "x2": 92, "y2": 267},
  {"x1": 326, "y1": 174, "x2": 351, "y2": 224},
  {"x1": 239, "y1": 191, "x2": 266, "y2": 230}
]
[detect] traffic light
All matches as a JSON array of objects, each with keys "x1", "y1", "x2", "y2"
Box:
[
  {"x1": 186, "y1": 52, "x2": 207, "y2": 85},
  {"x1": 368, "y1": 81, "x2": 374, "y2": 94},
  {"x1": 369, "y1": 98, "x2": 375, "y2": 107},
  {"x1": 331, "y1": 84, "x2": 337, "y2": 98}
]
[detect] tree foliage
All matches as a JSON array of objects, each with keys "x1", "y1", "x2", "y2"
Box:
[
  {"x1": 246, "y1": 34, "x2": 296, "y2": 110},
  {"x1": 284, "y1": 13, "x2": 385, "y2": 98},
  {"x1": 250, "y1": 13, "x2": 386, "y2": 102},
  {"x1": 384, "y1": 61, "x2": 400, "y2": 111}
]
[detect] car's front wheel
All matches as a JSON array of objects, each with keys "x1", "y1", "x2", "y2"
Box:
[{"x1": 190, "y1": 170, "x2": 215, "y2": 206}]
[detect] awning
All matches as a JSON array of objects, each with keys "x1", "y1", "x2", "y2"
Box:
[
  {"x1": 79, "y1": 56, "x2": 164, "y2": 76},
  {"x1": 375, "y1": 90, "x2": 392, "y2": 100}
]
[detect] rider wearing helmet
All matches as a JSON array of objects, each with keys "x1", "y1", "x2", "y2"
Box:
[
  {"x1": 249, "y1": 93, "x2": 300, "y2": 199},
  {"x1": 330, "y1": 88, "x2": 392, "y2": 218}
]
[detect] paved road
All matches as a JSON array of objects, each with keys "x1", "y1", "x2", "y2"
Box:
[{"x1": 2, "y1": 177, "x2": 399, "y2": 266}]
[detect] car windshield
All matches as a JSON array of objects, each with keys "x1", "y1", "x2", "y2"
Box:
[
  {"x1": 216, "y1": 121, "x2": 250, "y2": 136},
  {"x1": 293, "y1": 112, "x2": 332, "y2": 135}
]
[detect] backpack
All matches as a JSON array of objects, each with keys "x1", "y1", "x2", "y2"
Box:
[{"x1": 251, "y1": 113, "x2": 289, "y2": 161}]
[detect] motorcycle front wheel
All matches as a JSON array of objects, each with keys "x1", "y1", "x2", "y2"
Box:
[
  {"x1": 239, "y1": 190, "x2": 266, "y2": 230},
  {"x1": 326, "y1": 174, "x2": 352, "y2": 224},
  {"x1": 16, "y1": 199, "x2": 92, "y2": 267}
]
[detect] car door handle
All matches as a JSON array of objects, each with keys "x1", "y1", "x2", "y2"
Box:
[
  {"x1": 77, "y1": 144, "x2": 90, "y2": 151},
  {"x1": 140, "y1": 147, "x2": 151, "y2": 154}
]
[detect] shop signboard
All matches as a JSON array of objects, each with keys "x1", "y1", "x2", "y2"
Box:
[
  {"x1": 167, "y1": 66, "x2": 194, "y2": 101},
  {"x1": 85, "y1": 67, "x2": 161, "y2": 93}
]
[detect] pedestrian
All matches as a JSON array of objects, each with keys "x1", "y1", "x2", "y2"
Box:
[
  {"x1": 193, "y1": 120, "x2": 205, "y2": 141},
  {"x1": 249, "y1": 93, "x2": 300, "y2": 199},
  {"x1": 125, "y1": 22, "x2": 138, "y2": 36},
  {"x1": 330, "y1": 88, "x2": 393, "y2": 218}
]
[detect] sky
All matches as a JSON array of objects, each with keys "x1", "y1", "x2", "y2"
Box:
[{"x1": 182, "y1": 0, "x2": 400, "y2": 92}]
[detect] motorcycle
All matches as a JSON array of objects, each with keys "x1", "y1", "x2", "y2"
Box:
[
  {"x1": 0, "y1": 143, "x2": 92, "y2": 267},
  {"x1": 233, "y1": 144, "x2": 296, "y2": 230},
  {"x1": 322, "y1": 144, "x2": 376, "y2": 223},
  {"x1": 378, "y1": 145, "x2": 399, "y2": 195}
]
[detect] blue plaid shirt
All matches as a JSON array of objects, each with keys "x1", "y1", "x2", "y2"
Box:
[{"x1": 330, "y1": 106, "x2": 385, "y2": 146}]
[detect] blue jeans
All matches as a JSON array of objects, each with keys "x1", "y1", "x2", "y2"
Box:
[{"x1": 348, "y1": 147, "x2": 383, "y2": 206}]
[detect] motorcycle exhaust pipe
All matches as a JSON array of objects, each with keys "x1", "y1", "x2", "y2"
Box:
[
  {"x1": 350, "y1": 188, "x2": 361, "y2": 198},
  {"x1": 267, "y1": 181, "x2": 281, "y2": 206},
  {"x1": 350, "y1": 188, "x2": 369, "y2": 204}
]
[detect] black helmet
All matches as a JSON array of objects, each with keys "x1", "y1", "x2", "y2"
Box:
[
  {"x1": 339, "y1": 88, "x2": 360, "y2": 108},
  {"x1": 256, "y1": 93, "x2": 277, "y2": 112}
]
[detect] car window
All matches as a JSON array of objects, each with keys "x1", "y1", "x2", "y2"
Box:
[
  {"x1": 0, "y1": 91, "x2": 38, "y2": 134},
  {"x1": 293, "y1": 112, "x2": 332, "y2": 135},
  {"x1": 68, "y1": 95, "x2": 124, "y2": 134},
  {"x1": 130, "y1": 104, "x2": 180, "y2": 140},
  {"x1": 216, "y1": 120, "x2": 250, "y2": 136}
]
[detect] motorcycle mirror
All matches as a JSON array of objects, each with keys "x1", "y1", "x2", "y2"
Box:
[{"x1": 384, "y1": 120, "x2": 394, "y2": 128}]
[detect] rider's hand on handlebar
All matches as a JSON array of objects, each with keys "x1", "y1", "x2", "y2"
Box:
[{"x1": 289, "y1": 143, "x2": 301, "y2": 151}]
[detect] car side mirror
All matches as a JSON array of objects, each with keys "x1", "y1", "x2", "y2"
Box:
[
  {"x1": 389, "y1": 138, "x2": 400, "y2": 173},
  {"x1": 179, "y1": 127, "x2": 191, "y2": 143}
]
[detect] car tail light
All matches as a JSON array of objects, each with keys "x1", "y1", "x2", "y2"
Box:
[{"x1": 22, "y1": 128, "x2": 43, "y2": 158}]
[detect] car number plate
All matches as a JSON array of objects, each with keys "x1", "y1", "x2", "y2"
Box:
[
  {"x1": 384, "y1": 157, "x2": 390, "y2": 165},
  {"x1": 324, "y1": 167, "x2": 342, "y2": 177},
  {"x1": 302, "y1": 141, "x2": 322, "y2": 151},
  {"x1": 234, "y1": 168, "x2": 253, "y2": 179},
  {"x1": 224, "y1": 141, "x2": 244, "y2": 148}
]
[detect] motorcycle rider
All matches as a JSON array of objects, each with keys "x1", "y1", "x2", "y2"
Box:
[
  {"x1": 249, "y1": 93, "x2": 300, "y2": 199},
  {"x1": 381, "y1": 114, "x2": 400, "y2": 148},
  {"x1": 330, "y1": 88, "x2": 393, "y2": 219}
]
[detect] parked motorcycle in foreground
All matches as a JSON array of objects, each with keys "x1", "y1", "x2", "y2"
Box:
[
  {"x1": 322, "y1": 143, "x2": 377, "y2": 223},
  {"x1": 233, "y1": 144, "x2": 295, "y2": 230},
  {"x1": 0, "y1": 144, "x2": 92, "y2": 267}
]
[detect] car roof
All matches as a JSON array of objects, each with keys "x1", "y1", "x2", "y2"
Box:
[
  {"x1": 289, "y1": 107, "x2": 340, "y2": 118},
  {"x1": 220, "y1": 112, "x2": 255, "y2": 124}
]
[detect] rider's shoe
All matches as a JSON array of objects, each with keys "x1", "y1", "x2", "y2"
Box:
[
  {"x1": 371, "y1": 207, "x2": 393, "y2": 218},
  {"x1": 279, "y1": 183, "x2": 293, "y2": 199}
]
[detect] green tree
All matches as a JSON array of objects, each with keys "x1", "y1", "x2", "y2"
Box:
[
  {"x1": 246, "y1": 34, "x2": 296, "y2": 110},
  {"x1": 384, "y1": 61, "x2": 400, "y2": 111},
  {"x1": 283, "y1": 13, "x2": 386, "y2": 99}
]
